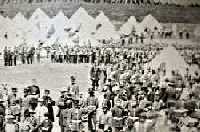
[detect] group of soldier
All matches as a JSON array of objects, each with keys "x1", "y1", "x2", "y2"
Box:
[
  {"x1": 3, "y1": 46, "x2": 40, "y2": 66},
  {"x1": 0, "y1": 43, "x2": 200, "y2": 132}
]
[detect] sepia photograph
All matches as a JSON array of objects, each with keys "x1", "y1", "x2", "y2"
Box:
[{"x1": 0, "y1": 0, "x2": 200, "y2": 131}]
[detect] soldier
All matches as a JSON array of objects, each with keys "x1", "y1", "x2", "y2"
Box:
[
  {"x1": 21, "y1": 48, "x2": 26, "y2": 64},
  {"x1": 4, "y1": 115, "x2": 18, "y2": 132},
  {"x1": 90, "y1": 63, "x2": 101, "y2": 90},
  {"x1": 13, "y1": 47, "x2": 18, "y2": 66},
  {"x1": 37, "y1": 113, "x2": 53, "y2": 132},
  {"x1": 86, "y1": 88, "x2": 98, "y2": 132},
  {"x1": 8, "y1": 49, "x2": 13, "y2": 66},
  {"x1": 21, "y1": 87, "x2": 31, "y2": 121},
  {"x1": 42, "y1": 89, "x2": 55, "y2": 122},
  {"x1": 8, "y1": 88, "x2": 19, "y2": 112},
  {"x1": 69, "y1": 99, "x2": 85, "y2": 132},
  {"x1": 3, "y1": 47, "x2": 8, "y2": 66},
  {"x1": 35, "y1": 98, "x2": 48, "y2": 124},
  {"x1": 19, "y1": 110, "x2": 34, "y2": 132},
  {"x1": 0, "y1": 99, "x2": 5, "y2": 132},
  {"x1": 56, "y1": 89, "x2": 68, "y2": 132},
  {"x1": 124, "y1": 117, "x2": 137, "y2": 132},
  {"x1": 98, "y1": 106, "x2": 112, "y2": 131},
  {"x1": 67, "y1": 76, "x2": 79, "y2": 98},
  {"x1": 26, "y1": 111, "x2": 38, "y2": 132},
  {"x1": 111, "y1": 99, "x2": 124, "y2": 132},
  {"x1": 60, "y1": 99, "x2": 73, "y2": 132}
]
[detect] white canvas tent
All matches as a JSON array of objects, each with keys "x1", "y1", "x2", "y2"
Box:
[
  {"x1": 29, "y1": 8, "x2": 52, "y2": 42},
  {"x1": 146, "y1": 46, "x2": 193, "y2": 78},
  {"x1": 66, "y1": 7, "x2": 96, "y2": 36},
  {"x1": 119, "y1": 16, "x2": 137, "y2": 35},
  {"x1": 95, "y1": 11, "x2": 120, "y2": 40},
  {"x1": 12, "y1": 12, "x2": 40, "y2": 46},
  {"x1": 140, "y1": 14, "x2": 162, "y2": 32},
  {"x1": 51, "y1": 10, "x2": 68, "y2": 36},
  {"x1": 13, "y1": 12, "x2": 28, "y2": 31},
  {"x1": 0, "y1": 16, "x2": 25, "y2": 47}
]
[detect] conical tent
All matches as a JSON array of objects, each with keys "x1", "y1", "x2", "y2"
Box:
[
  {"x1": 67, "y1": 7, "x2": 96, "y2": 36},
  {"x1": 147, "y1": 46, "x2": 192, "y2": 78},
  {"x1": 51, "y1": 10, "x2": 68, "y2": 34},
  {"x1": 95, "y1": 11, "x2": 119, "y2": 40},
  {"x1": 13, "y1": 12, "x2": 28, "y2": 30},
  {"x1": 0, "y1": 16, "x2": 25, "y2": 47},
  {"x1": 29, "y1": 8, "x2": 51, "y2": 41},
  {"x1": 140, "y1": 14, "x2": 162, "y2": 32},
  {"x1": 119, "y1": 16, "x2": 137, "y2": 35}
]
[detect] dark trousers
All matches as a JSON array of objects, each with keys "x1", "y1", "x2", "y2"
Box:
[
  {"x1": 88, "y1": 112, "x2": 96, "y2": 131},
  {"x1": 91, "y1": 79, "x2": 99, "y2": 90},
  {"x1": 13, "y1": 57, "x2": 17, "y2": 66}
]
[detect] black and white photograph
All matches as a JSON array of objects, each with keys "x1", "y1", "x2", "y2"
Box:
[{"x1": 0, "y1": 0, "x2": 200, "y2": 131}]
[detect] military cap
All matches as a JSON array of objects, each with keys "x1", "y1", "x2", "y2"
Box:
[
  {"x1": 73, "y1": 99, "x2": 79, "y2": 104},
  {"x1": 44, "y1": 89, "x2": 50, "y2": 94},
  {"x1": 88, "y1": 88, "x2": 94, "y2": 93},
  {"x1": 70, "y1": 76, "x2": 76, "y2": 80},
  {"x1": 24, "y1": 87, "x2": 29, "y2": 91},
  {"x1": 11, "y1": 87, "x2": 18, "y2": 92}
]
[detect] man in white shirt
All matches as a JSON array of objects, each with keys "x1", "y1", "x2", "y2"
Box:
[{"x1": 35, "y1": 98, "x2": 48, "y2": 124}]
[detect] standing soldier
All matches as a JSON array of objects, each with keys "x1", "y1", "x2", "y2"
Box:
[
  {"x1": 8, "y1": 88, "x2": 19, "y2": 113},
  {"x1": 36, "y1": 48, "x2": 40, "y2": 63},
  {"x1": 37, "y1": 113, "x2": 53, "y2": 132},
  {"x1": 67, "y1": 76, "x2": 79, "y2": 98},
  {"x1": 8, "y1": 49, "x2": 12, "y2": 66},
  {"x1": 0, "y1": 99, "x2": 5, "y2": 132},
  {"x1": 90, "y1": 64, "x2": 101, "y2": 90},
  {"x1": 42, "y1": 89, "x2": 55, "y2": 122},
  {"x1": 69, "y1": 99, "x2": 85, "y2": 132},
  {"x1": 111, "y1": 99, "x2": 124, "y2": 132},
  {"x1": 4, "y1": 115, "x2": 18, "y2": 132},
  {"x1": 86, "y1": 88, "x2": 98, "y2": 132},
  {"x1": 4, "y1": 46, "x2": 8, "y2": 66},
  {"x1": 57, "y1": 89, "x2": 68, "y2": 132},
  {"x1": 60, "y1": 99, "x2": 73, "y2": 132},
  {"x1": 21, "y1": 47, "x2": 26, "y2": 64},
  {"x1": 13, "y1": 47, "x2": 18, "y2": 66}
]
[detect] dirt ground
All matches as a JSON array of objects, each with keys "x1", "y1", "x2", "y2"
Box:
[{"x1": 0, "y1": 63, "x2": 92, "y2": 100}]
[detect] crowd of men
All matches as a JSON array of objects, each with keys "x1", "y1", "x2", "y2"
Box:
[{"x1": 0, "y1": 44, "x2": 200, "y2": 132}]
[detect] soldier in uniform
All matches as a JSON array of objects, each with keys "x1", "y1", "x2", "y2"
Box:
[
  {"x1": 69, "y1": 99, "x2": 85, "y2": 132},
  {"x1": 86, "y1": 88, "x2": 98, "y2": 132},
  {"x1": 8, "y1": 88, "x2": 19, "y2": 114},
  {"x1": 0, "y1": 99, "x2": 5, "y2": 132},
  {"x1": 37, "y1": 113, "x2": 53, "y2": 132},
  {"x1": 4, "y1": 115, "x2": 18, "y2": 132},
  {"x1": 42, "y1": 89, "x2": 55, "y2": 122},
  {"x1": 57, "y1": 89, "x2": 68, "y2": 132},
  {"x1": 60, "y1": 99, "x2": 73, "y2": 132},
  {"x1": 25, "y1": 111, "x2": 38, "y2": 132},
  {"x1": 67, "y1": 76, "x2": 79, "y2": 98},
  {"x1": 111, "y1": 99, "x2": 124, "y2": 132},
  {"x1": 13, "y1": 47, "x2": 18, "y2": 66},
  {"x1": 90, "y1": 63, "x2": 101, "y2": 90}
]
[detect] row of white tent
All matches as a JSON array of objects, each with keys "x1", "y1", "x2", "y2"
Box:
[{"x1": 0, "y1": 7, "x2": 162, "y2": 48}]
